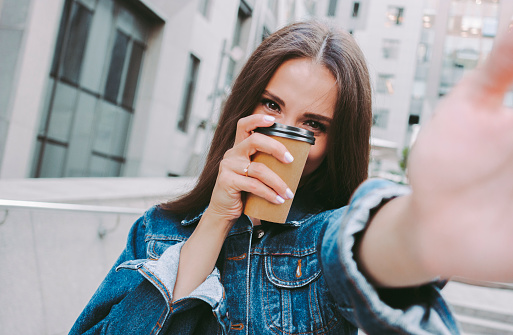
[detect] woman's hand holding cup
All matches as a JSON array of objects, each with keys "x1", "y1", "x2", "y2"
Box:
[{"x1": 205, "y1": 114, "x2": 295, "y2": 225}]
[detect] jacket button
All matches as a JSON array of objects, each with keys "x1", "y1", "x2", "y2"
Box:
[{"x1": 256, "y1": 229, "x2": 265, "y2": 239}]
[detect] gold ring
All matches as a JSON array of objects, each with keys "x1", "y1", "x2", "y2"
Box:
[{"x1": 243, "y1": 162, "x2": 251, "y2": 177}]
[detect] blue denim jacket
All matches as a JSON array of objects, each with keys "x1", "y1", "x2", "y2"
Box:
[{"x1": 69, "y1": 179, "x2": 460, "y2": 334}]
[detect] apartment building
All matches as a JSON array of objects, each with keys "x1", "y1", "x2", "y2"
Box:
[
  {"x1": 0, "y1": 0, "x2": 288, "y2": 179},
  {"x1": 2, "y1": 0, "x2": 511, "y2": 179},
  {"x1": 333, "y1": 0, "x2": 513, "y2": 174}
]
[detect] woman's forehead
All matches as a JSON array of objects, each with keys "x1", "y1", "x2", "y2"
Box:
[{"x1": 265, "y1": 58, "x2": 337, "y2": 117}]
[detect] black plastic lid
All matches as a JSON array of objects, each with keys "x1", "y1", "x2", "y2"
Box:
[{"x1": 254, "y1": 123, "x2": 315, "y2": 145}]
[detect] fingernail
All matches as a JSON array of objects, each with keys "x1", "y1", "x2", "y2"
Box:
[
  {"x1": 264, "y1": 115, "x2": 275, "y2": 122},
  {"x1": 284, "y1": 152, "x2": 294, "y2": 163},
  {"x1": 286, "y1": 188, "x2": 294, "y2": 199},
  {"x1": 276, "y1": 195, "x2": 285, "y2": 204}
]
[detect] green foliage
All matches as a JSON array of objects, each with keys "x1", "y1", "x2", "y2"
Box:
[{"x1": 399, "y1": 147, "x2": 410, "y2": 172}]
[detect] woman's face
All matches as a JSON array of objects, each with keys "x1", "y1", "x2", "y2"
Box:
[{"x1": 252, "y1": 58, "x2": 338, "y2": 176}]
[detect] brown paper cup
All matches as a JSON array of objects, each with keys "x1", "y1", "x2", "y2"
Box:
[{"x1": 244, "y1": 135, "x2": 312, "y2": 223}]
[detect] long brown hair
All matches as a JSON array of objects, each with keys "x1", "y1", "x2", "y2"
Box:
[{"x1": 161, "y1": 20, "x2": 372, "y2": 214}]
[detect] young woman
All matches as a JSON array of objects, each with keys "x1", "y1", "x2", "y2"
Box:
[{"x1": 70, "y1": 20, "x2": 513, "y2": 334}]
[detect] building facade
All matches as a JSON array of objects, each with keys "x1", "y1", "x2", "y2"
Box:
[
  {"x1": 1, "y1": 0, "x2": 512, "y2": 180},
  {"x1": 0, "y1": 0, "x2": 287, "y2": 179}
]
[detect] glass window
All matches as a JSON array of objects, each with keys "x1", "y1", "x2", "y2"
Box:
[
  {"x1": 93, "y1": 101, "x2": 118, "y2": 155},
  {"x1": 423, "y1": 14, "x2": 435, "y2": 29},
  {"x1": 352, "y1": 2, "x2": 360, "y2": 18},
  {"x1": 89, "y1": 155, "x2": 108, "y2": 177},
  {"x1": 0, "y1": 0, "x2": 32, "y2": 26},
  {"x1": 111, "y1": 110, "x2": 132, "y2": 157},
  {"x1": 46, "y1": 82, "x2": 78, "y2": 142},
  {"x1": 104, "y1": 30, "x2": 130, "y2": 104},
  {"x1": 64, "y1": 92, "x2": 97, "y2": 177},
  {"x1": 198, "y1": 0, "x2": 211, "y2": 18},
  {"x1": 385, "y1": 6, "x2": 404, "y2": 26},
  {"x1": 178, "y1": 54, "x2": 200, "y2": 132},
  {"x1": 89, "y1": 154, "x2": 122, "y2": 177},
  {"x1": 373, "y1": 109, "x2": 389, "y2": 129},
  {"x1": 79, "y1": 0, "x2": 114, "y2": 92},
  {"x1": 262, "y1": 26, "x2": 271, "y2": 42},
  {"x1": 225, "y1": 7, "x2": 251, "y2": 87},
  {"x1": 122, "y1": 41, "x2": 144, "y2": 109},
  {"x1": 38, "y1": 142, "x2": 67, "y2": 178},
  {"x1": 382, "y1": 39, "x2": 400, "y2": 59},
  {"x1": 409, "y1": 97, "x2": 423, "y2": 116},
  {"x1": 57, "y1": 2, "x2": 93, "y2": 84},
  {"x1": 376, "y1": 74, "x2": 395, "y2": 94},
  {"x1": 327, "y1": 0, "x2": 338, "y2": 16},
  {"x1": 35, "y1": 0, "x2": 150, "y2": 178}
]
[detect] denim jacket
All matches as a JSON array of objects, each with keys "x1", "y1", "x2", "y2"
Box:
[{"x1": 69, "y1": 179, "x2": 460, "y2": 335}]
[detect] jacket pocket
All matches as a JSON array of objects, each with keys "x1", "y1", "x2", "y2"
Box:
[
  {"x1": 262, "y1": 251, "x2": 340, "y2": 334},
  {"x1": 146, "y1": 237, "x2": 186, "y2": 260}
]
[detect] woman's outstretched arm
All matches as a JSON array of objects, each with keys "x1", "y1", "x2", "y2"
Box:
[{"x1": 358, "y1": 26, "x2": 513, "y2": 287}]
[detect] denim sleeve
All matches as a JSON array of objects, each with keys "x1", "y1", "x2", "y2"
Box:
[
  {"x1": 69, "y1": 214, "x2": 228, "y2": 335},
  {"x1": 320, "y1": 179, "x2": 460, "y2": 335}
]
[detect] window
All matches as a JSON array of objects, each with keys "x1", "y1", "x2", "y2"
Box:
[
  {"x1": 408, "y1": 114, "x2": 420, "y2": 125},
  {"x1": 177, "y1": 54, "x2": 200, "y2": 132},
  {"x1": 373, "y1": 109, "x2": 389, "y2": 129},
  {"x1": 51, "y1": 1, "x2": 93, "y2": 84},
  {"x1": 352, "y1": 2, "x2": 360, "y2": 18},
  {"x1": 327, "y1": 0, "x2": 338, "y2": 17},
  {"x1": 262, "y1": 26, "x2": 271, "y2": 42},
  {"x1": 382, "y1": 39, "x2": 400, "y2": 59},
  {"x1": 385, "y1": 6, "x2": 404, "y2": 26},
  {"x1": 225, "y1": 5, "x2": 251, "y2": 87},
  {"x1": 104, "y1": 30, "x2": 129, "y2": 104},
  {"x1": 34, "y1": 0, "x2": 150, "y2": 178},
  {"x1": 376, "y1": 74, "x2": 395, "y2": 94},
  {"x1": 198, "y1": 0, "x2": 211, "y2": 18}
]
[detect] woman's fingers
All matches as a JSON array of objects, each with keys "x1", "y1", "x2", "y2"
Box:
[
  {"x1": 218, "y1": 158, "x2": 292, "y2": 203},
  {"x1": 245, "y1": 161, "x2": 294, "y2": 201},
  {"x1": 230, "y1": 132, "x2": 294, "y2": 164},
  {"x1": 234, "y1": 114, "x2": 275, "y2": 145},
  {"x1": 232, "y1": 172, "x2": 290, "y2": 205}
]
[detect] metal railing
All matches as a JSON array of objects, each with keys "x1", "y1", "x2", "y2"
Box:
[
  {"x1": 0, "y1": 199, "x2": 145, "y2": 215},
  {"x1": 1, "y1": 198, "x2": 511, "y2": 290},
  {"x1": 0, "y1": 199, "x2": 146, "y2": 238}
]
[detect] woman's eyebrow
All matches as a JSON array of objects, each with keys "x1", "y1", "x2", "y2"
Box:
[
  {"x1": 303, "y1": 113, "x2": 333, "y2": 124},
  {"x1": 263, "y1": 90, "x2": 286, "y2": 107}
]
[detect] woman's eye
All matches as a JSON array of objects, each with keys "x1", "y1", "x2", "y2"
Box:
[
  {"x1": 261, "y1": 99, "x2": 280, "y2": 112},
  {"x1": 304, "y1": 120, "x2": 327, "y2": 133}
]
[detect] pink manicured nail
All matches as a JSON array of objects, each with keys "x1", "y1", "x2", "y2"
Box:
[
  {"x1": 264, "y1": 115, "x2": 275, "y2": 122},
  {"x1": 276, "y1": 195, "x2": 285, "y2": 204},
  {"x1": 284, "y1": 152, "x2": 294, "y2": 163},
  {"x1": 286, "y1": 188, "x2": 294, "y2": 199}
]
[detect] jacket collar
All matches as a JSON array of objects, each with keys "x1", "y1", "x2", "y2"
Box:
[{"x1": 180, "y1": 199, "x2": 314, "y2": 228}]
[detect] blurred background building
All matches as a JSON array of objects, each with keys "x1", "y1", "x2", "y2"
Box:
[{"x1": 1, "y1": 0, "x2": 513, "y2": 180}]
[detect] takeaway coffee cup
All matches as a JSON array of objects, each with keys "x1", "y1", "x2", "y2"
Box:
[{"x1": 244, "y1": 123, "x2": 315, "y2": 223}]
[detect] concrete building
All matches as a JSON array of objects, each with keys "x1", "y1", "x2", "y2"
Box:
[
  {"x1": 330, "y1": 0, "x2": 513, "y2": 175},
  {"x1": 2, "y1": 0, "x2": 512, "y2": 180},
  {"x1": 0, "y1": 0, "x2": 291, "y2": 179}
]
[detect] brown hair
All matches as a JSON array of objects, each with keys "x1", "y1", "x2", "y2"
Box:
[{"x1": 161, "y1": 20, "x2": 372, "y2": 214}]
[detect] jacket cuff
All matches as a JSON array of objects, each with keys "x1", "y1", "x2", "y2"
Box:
[
  {"x1": 117, "y1": 241, "x2": 229, "y2": 333},
  {"x1": 321, "y1": 179, "x2": 460, "y2": 334}
]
